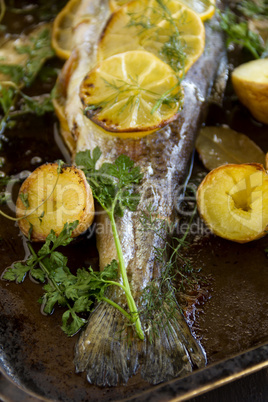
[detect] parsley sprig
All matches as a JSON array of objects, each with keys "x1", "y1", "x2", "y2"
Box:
[
  {"x1": 2, "y1": 221, "x2": 119, "y2": 336},
  {"x1": 75, "y1": 147, "x2": 145, "y2": 340},
  {"x1": 218, "y1": 4, "x2": 267, "y2": 59}
]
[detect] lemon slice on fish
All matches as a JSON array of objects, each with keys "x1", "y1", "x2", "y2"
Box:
[
  {"x1": 98, "y1": 0, "x2": 205, "y2": 75},
  {"x1": 80, "y1": 50, "x2": 183, "y2": 135},
  {"x1": 52, "y1": 0, "x2": 81, "y2": 59},
  {"x1": 177, "y1": 0, "x2": 215, "y2": 21},
  {"x1": 109, "y1": 0, "x2": 215, "y2": 21},
  {"x1": 51, "y1": 0, "x2": 96, "y2": 59}
]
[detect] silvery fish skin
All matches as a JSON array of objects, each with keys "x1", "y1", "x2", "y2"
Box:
[{"x1": 56, "y1": 0, "x2": 227, "y2": 386}]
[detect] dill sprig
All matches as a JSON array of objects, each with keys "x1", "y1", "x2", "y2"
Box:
[
  {"x1": 139, "y1": 204, "x2": 197, "y2": 340},
  {"x1": 127, "y1": 0, "x2": 186, "y2": 74},
  {"x1": 84, "y1": 75, "x2": 182, "y2": 118}
]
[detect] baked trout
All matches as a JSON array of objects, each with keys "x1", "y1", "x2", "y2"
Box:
[{"x1": 54, "y1": 0, "x2": 227, "y2": 386}]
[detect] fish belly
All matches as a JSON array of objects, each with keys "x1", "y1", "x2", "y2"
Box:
[{"x1": 56, "y1": 0, "x2": 227, "y2": 386}]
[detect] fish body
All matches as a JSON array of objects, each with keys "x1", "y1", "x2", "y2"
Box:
[{"x1": 55, "y1": 0, "x2": 227, "y2": 386}]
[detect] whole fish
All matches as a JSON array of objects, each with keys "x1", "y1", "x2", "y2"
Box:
[{"x1": 55, "y1": 0, "x2": 227, "y2": 386}]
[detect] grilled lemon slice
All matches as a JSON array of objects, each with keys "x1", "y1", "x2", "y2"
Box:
[
  {"x1": 98, "y1": 0, "x2": 205, "y2": 74},
  {"x1": 52, "y1": 0, "x2": 92, "y2": 59},
  {"x1": 16, "y1": 163, "x2": 94, "y2": 241},
  {"x1": 80, "y1": 50, "x2": 183, "y2": 134}
]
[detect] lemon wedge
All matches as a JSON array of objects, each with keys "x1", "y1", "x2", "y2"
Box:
[
  {"x1": 80, "y1": 50, "x2": 183, "y2": 134},
  {"x1": 52, "y1": 0, "x2": 85, "y2": 59},
  {"x1": 98, "y1": 0, "x2": 205, "y2": 75}
]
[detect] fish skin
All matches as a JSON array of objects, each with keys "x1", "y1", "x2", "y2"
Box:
[{"x1": 55, "y1": 0, "x2": 227, "y2": 386}]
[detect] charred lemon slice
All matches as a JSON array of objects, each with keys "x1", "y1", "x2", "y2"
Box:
[
  {"x1": 16, "y1": 163, "x2": 94, "y2": 241},
  {"x1": 197, "y1": 163, "x2": 268, "y2": 243},
  {"x1": 80, "y1": 50, "x2": 183, "y2": 134},
  {"x1": 98, "y1": 0, "x2": 205, "y2": 74},
  {"x1": 52, "y1": 0, "x2": 86, "y2": 59}
]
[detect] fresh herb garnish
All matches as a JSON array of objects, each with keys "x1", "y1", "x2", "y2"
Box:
[
  {"x1": 0, "y1": 25, "x2": 56, "y2": 136},
  {"x1": 238, "y1": 0, "x2": 268, "y2": 20},
  {"x1": 139, "y1": 204, "x2": 197, "y2": 340},
  {"x1": 76, "y1": 147, "x2": 145, "y2": 340},
  {"x1": 15, "y1": 27, "x2": 55, "y2": 87},
  {"x1": 127, "y1": 0, "x2": 186, "y2": 74},
  {"x1": 2, "y1": 221, "x2": 119, "y2": 336},
  {"x1": 218, "y1": 4, "x2": 267, "y2": 59},
  {"x1": 84, "y1": 75, "x2": 182, "y2": 119},
  {"x1": 19, "y1": 192, "x2": 29, "y2": 209}
]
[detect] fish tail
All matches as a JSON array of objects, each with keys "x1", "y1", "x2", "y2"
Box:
[
  {"x1": 140, "y1": 299, "x2": 206, "y2": 384},
  {"x1": 74, "y1": 298, "x2": 206, "y2": 386},
  {"x1": 74, "y1": 302, "x2": 139, "y2": 386}
]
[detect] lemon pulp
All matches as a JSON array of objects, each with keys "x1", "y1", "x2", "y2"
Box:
[{"x1": 80, "y1": 50, "x2": 183, "y2": 134}]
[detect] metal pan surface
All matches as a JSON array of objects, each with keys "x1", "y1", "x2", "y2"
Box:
[{"x1": 0, "y1": 1, "x2": 268, "y2": 401}]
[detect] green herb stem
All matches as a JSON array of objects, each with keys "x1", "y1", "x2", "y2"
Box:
[
  {"x1": 108, "y1": 210, "x2": 144, "y2": 340},
  {"x1": 101, "y1": 296, "x2": 133, "y2": 321}
]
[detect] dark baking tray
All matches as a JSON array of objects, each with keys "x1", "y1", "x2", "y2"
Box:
[
  {"x1": 0, "y1": 1, "x2": 268, "y2": 400},
  {"x1": 1, "y1": 343, "x2": 268, "y2": 401}
]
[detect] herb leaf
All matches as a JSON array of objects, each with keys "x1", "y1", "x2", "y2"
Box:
[
  {"x1": 76, "y1": 148, "x2": 145, "y2": 340},
  {"x1": 3, "y1": 261, "x2": 31, "y2": 283},
  {"x1": 76, "y1": 147, "x2": 143, "y2": 217},
  {"x1": 2, "y1": 221, "x2": 120, "y2": 337},
  {"x1": 218, "y1": 7, "x2": 266, "y2": 59}
]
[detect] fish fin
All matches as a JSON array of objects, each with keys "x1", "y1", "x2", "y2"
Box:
[
  {"x1": 74, "y1": 302, "x2": 139, "y2": 386},
  {"x1": 140, "y1": 300, "x2": 206, "y2": 384},
  {"x1": 74, "y1": 299, "x2": 206, "y2": 386}
]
